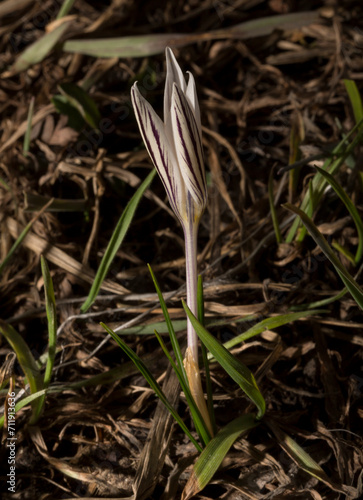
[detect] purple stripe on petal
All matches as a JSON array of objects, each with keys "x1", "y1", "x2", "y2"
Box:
[{"x1": 131, "y1": 84, "x2": 184, "y2": 221}]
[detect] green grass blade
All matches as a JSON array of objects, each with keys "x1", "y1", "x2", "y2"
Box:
[
  {"x1": 290, "y1": 289, "x2": 347, "y2": 310},
  {"x1": 266, "y1": 418, "x2": 349, "y2": 495},
  {"x1": 0, "y1": 221, "x2": 33, "y2": 276},
  {"x1": 343, "y1": 79, "x2": 363, "y2": 125},
  {"x1": 198, "y1": 275, "x2": 216, "y2": 435},
  {"x1": 0, "y1": 389, "x2": 48, "y2": 430},
  {"x1": 216, "y1": 309, "x2": 325, "y2": 356},
  {"x1": 30, "y1": 257, "x2": 58, "y2": 423},
  {"x1": 25, "y1": 256, "x2": 58, "y2": 424},
  {"x1": 268, "y1": 166, "x2": 282, "y2": 244},
  {"x1": 101, "y1": 322, "x2": 202, "y2": 452},
  {"x1": 154, "y1": 330, "x2": 211, "y2": 446},
  {"x1": 0, "y1": 321, "x2": 43, "y2": 421},
  {"x1": 182, "y1": 413, "x2": 259, "y2": 500},
  {"x1": 332, "y1": 240, "x2": 356, "y2": 265},
  {"x1": 285, "y1": 118, "x2": 363, "y2": 242},
  {"x1": 314, "y1": 165, "x2": 363, "y2": 263},
  {"x1": 56, "y1": 0, "x2": 76, "y2": 19},
  {"x1": 58, "y1": 82, "x2": 100, "y2": 129},
  {"x1": 23, "y1": 96, "x2": 34, "y2": 156},
  {"x1": 182, "y1": 301, "x2": 266, "y2": 420},
  {"x1": 284, "y1": 203, "x2": 363, "y2": 310},
  {"x1": 41, "y1": 256, "x2": 57, "y2": 389},
  {"x1": 148, "y1": 264, "x2": 187, "y2": 383},
  {"x1": 81, "y1": 169, "x2": 156, "y2": 312},
  {"x1": 24, "y1": 192, "x2": 88, "y2": 212},
  {"x1": 12, "y1": 20, "x2": 72, "y2": 74},
  {"x1": 0, "y1": 199, "x2": 54, "y2": 276}
]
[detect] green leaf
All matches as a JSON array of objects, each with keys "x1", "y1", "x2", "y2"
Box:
[
  {"x1": 154, "y1": 330, "x2": 211, "y2": 446},
  {"x1": 12, "y1": 20, "x2": 72, "y2": 74},
  {"x1": 24, "y1": 192, "x2": 88, "y2": 212},
  {"x1": 23, "y1": 96, "x2": 35, "y2": 156},
  {"x1": 198, "y1": 275, "x2": 216, "y2": 436},
  {"x1": 284, "y1": 203, "x2": 363, "y2": 310},
  {"x1": 52, "y1": 94, "x2": 85, "y2": 130},
  {"x1": 0, "y1": 200, "x2": 54, "y2": 276},
  {"x1": 343, "y1": 79, "x2": 363, "y2": 126},
  {"x1": 314, "y1": 165, "x2": 363, "y2": 263},
  {"x1": 182, "y1": 301, "x2": 266, "y2": 420},
  {"x1": 101, "y1": 322, "x2": 202, "y2": 452},
  {"x1": 81, "y1": 169, "x2": 156, "y2": 312},
  {"x1": 29, "y1": 257, "x2": 58, "y2": 423},
  {"x1": 58, "y1": 82, "x2": 100, "y2": 129},
  {"x1": 0, "y1": 321, "x2": 43, "y2": 421},
  {"x1": 0, "y1": 389, "x2": 48, "y2": 430},
  {"x1": 290, "y1": 289, "x2": 347, "y2": 310},
  {"x1": 219, "y1": 309, "x2": 326, "y2": 354},
  {"x1": 182, "y1": 414, "x2": 259, "y2": 500},
  {"x1": 41, "y1": 258, "x2": 57, "y2": 384},
  {"x1": 268, "y1": 165, "x2": 282, "y2": 244},
  {"x1": 56, "y1": 0, "x2": 76, "y2": 19},
  {"x1": 285, "y1": 118, "x2": 363, "y2": 242},
  {"x1": 266, "y1": 418, "x2": 351, "y2": 495},
  {"x1": 148, "y1": 264, "x2": 186, "y2": 383}
]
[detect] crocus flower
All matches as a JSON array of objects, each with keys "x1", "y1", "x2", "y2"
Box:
[{"x1": 131, "y1": 48, "x2": 212, "y2": 435}]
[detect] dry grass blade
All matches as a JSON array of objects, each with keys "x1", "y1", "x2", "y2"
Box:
[
  {"x1": 133, "y1": 366, "x2": 180, "y2": 500},
  {"x1": 1, "y1": 3, "x2": 361, "y2": 498},
  {"x1": 0, "y1": 0, "x2": 33, "y2": 18},
  {"x1": 6, "y1": 217, "x2": 129, "y2": 294},
  {"x1": 265, "y1": 418, "x2": 358, "y2": 497},
  {"x1": 63, "y1": 11, "x2": 320, "y2": 58}
]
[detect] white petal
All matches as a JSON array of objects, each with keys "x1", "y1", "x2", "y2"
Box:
[
  {"x1": 164, "y1": 47, "x2": 186, "y2": 130},
  {"x1": 171, "y1": 83, "x2": 207, "y2": 216},
  {"x1": 131, "y1": 83, "x2": 185, "y2": 220},
  {"x1": 186, "y1": 71, "x2": 201, "y2": 133}
]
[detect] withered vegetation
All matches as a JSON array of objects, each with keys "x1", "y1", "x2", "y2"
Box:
[{"x1": 0, "y1": 1, "x2": 362, "y2": 499}]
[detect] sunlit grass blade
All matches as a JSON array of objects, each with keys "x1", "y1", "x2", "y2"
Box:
[
  {"x1": 148, "y1": 264, "x2": 186, "y2": 383},
  {"x1": 268, "y1": 166, "x2": 282, "y2": 244},
  {"x1": 215, "y1": 309, "x2": 325, "y2": 356},
  {"x1": 285, "y1": 118, "x2": 363, "y2": 243},
  {"x1": 343, "y1": 79, "x2": 363, "y2": 126},
  {"x1": 11, "y1": 20, "x2": 73, "y2": 74},
  {"x1": 182, "y1": 413, "x2": 259, "y2": 500},
  {"x1": 0, "y1": 321, "x2": 43, "y2": 423},
  {"x1": 101, "y1": 322, "x2": 202, "y2": 452},
  {"x1": 284, "y1": 203, "x2": 363, "y2": 310},
  {"x1": 81, "y1": 169, "x2": 156, "y2": 312},
  {"x1": 154, "y1": 330, "x2": 211, "y2": 446},
  {"x1": 198, "y1": 275, "x2": 216, "y2": 435},
  {"x1": 182, "y1": 301, "x2": 266, "y2": 420},
  {"x1": 265, "y1": 418, "x2": 350, "y2": 495},
  {"x1": 314, "y1": 165, "x2": 363, "y2": 263},
  {"x1": 23, "y1": 96, "x2": 34, "y2": 157}
]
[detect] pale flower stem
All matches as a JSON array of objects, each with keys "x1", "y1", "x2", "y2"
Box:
[{"x1": 183, "y1": 221, "x2": 199, "y2": 366}]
